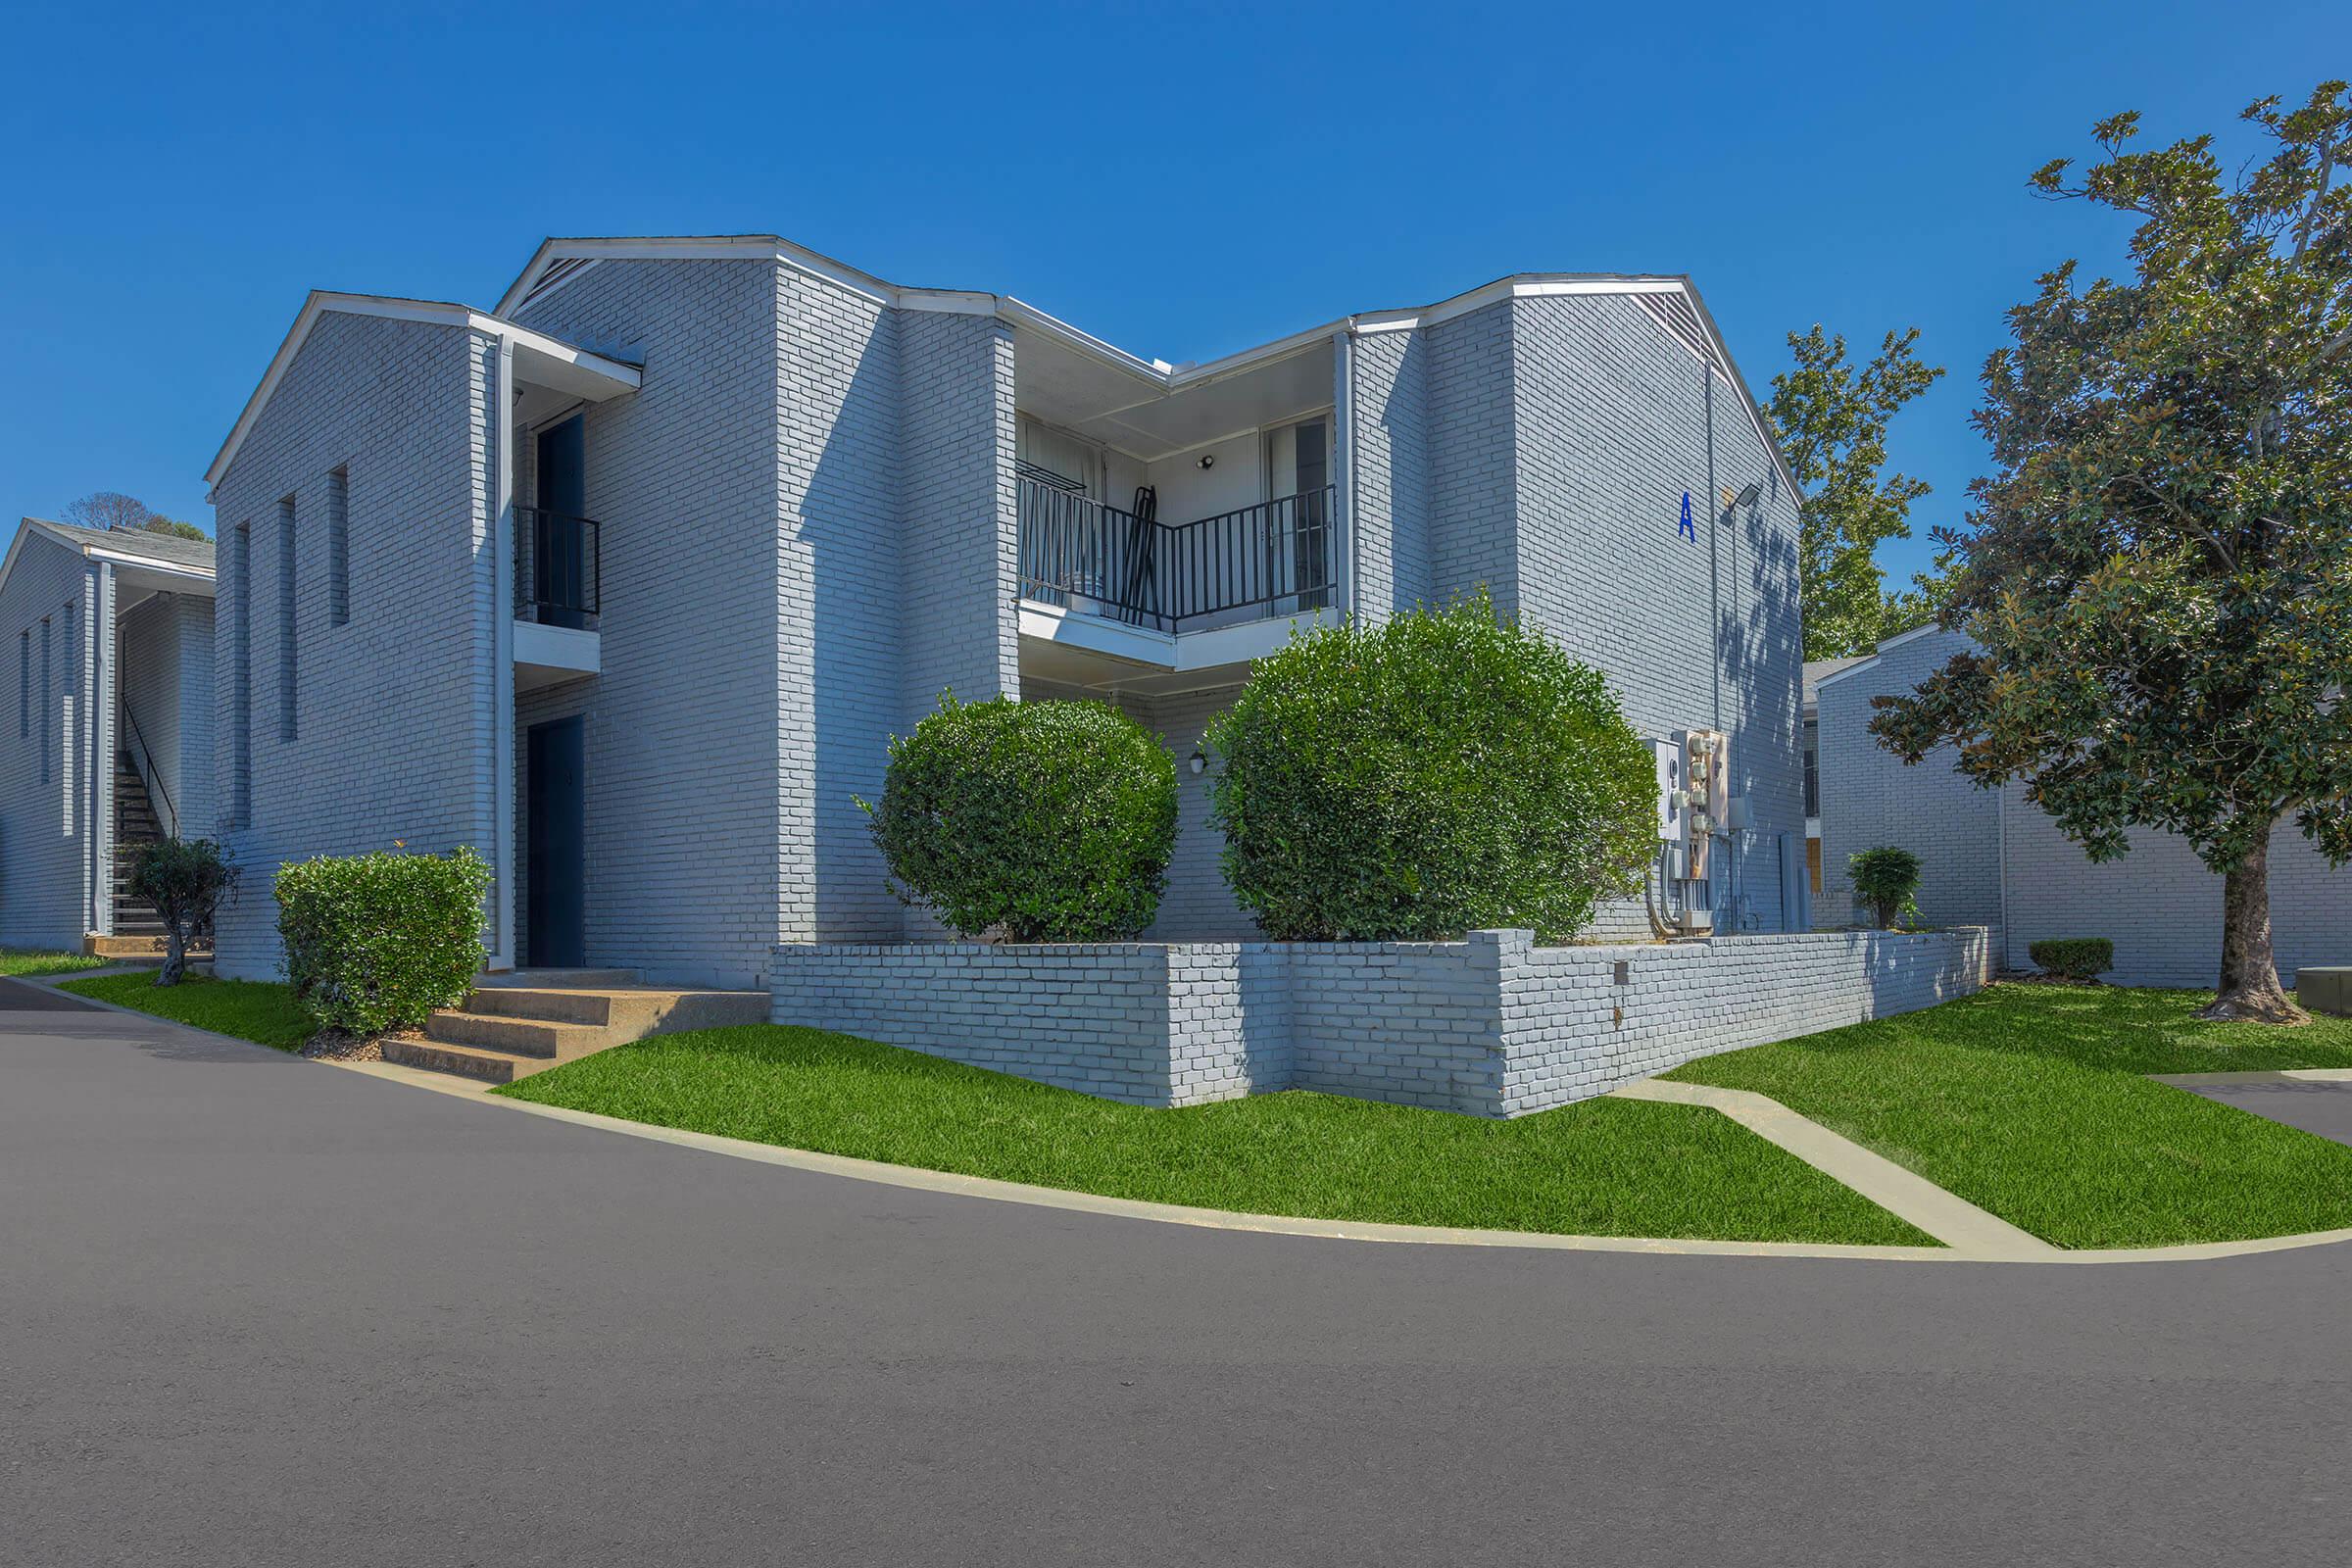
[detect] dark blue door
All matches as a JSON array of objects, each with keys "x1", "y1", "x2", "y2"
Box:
[
  {"x1": 526, "y1": 715, "x2": 586, "y2": 968},
  {"x1": 533, "y1": 417, "x2": 591, "y2": 629}
]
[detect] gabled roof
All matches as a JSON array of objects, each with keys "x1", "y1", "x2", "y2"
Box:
[
  {"x1": 1802, "y1": 655, "x2": 1874, "y2": 712},
  {"x1": 493, "y1": 235, "x2": 1802, "y2": 501},
  {"x1": 0, "y1": 516, "x2": 217, "y2": 605},
  {"x1": 205, "y1": 292, "x2": 643, "y2": 498}
]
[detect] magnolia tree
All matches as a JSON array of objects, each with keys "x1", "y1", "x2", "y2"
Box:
[{"x1": 1875, "y1": 82, "x2": 2352, "y2": 1023}]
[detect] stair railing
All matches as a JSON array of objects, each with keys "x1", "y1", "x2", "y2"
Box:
[{"x1": 121, "y1": 706, "x2": 176, "y2": 840}]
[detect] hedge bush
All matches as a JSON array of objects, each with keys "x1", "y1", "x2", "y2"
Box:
[
  {"x1": 2030, "y1": 937, "x2": 2114, "y2": 982},
  {"x1": 1204, "y1": 592, "x2": 1658, "y2": 942},
  {"x1": 1848, "y1": 846, "x2": 1923, "y2": 930},
  {"x1": 276, "y1": 846, "x2": 493, "y2": 1036},
  {"x1": 865, "y1": 695, "x2": 1177, "y2": 941}
]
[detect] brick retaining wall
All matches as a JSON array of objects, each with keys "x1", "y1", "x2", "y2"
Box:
[{"x1": 772, "y1": 926, "x2": 1993, "y2": 1116}]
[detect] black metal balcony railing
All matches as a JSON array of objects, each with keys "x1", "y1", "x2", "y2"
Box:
[
  {"x1": 515, "y1": 507, "x2": 600, "y2": 629},
  {"x1": 1017, "y1": 479, "x2": 1333, "y2": 634}
]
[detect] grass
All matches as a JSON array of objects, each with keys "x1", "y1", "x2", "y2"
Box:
[
  {"x1": 60, "y1": 972, "x2": 318, "y2": 1052},
  {"x1": 0, "y1": 948, "x2": 106, "y2": 977},
  {"x1": 498, "y1": 1025, "x2": 1936, "y2": 1246},
  {"x1": 1670, "y1": 982, "x2": 2352, "y2": 1249}
]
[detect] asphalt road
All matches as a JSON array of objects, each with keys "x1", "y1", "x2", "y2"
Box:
[
  {"x1": 5, "y1": 997, "x2": 2348, "y2": 1566},
  {"x1": 2184, "y1": 1079, "x2": 2352, "y2": 1148}
]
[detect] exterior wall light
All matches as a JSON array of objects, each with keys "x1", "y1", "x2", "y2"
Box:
[
  {"x1": 1189, "y1": 743, "x2": 1207, "y2": 775},
  {"x1": 1198, "y1": 453, "x2": 1215, "y2": 469}
]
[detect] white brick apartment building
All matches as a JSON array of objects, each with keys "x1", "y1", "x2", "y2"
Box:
[{"x1": 201, "y1": 235, "x2": 1810, "y2": 987}]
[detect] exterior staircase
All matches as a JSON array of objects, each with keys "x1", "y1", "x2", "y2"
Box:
[
  {"x1": 89, "y1": 753, "x2": 206, "y2": 959},
  {"x1": 379, "y1": 969, "x2": 768, "y2": 1084}
]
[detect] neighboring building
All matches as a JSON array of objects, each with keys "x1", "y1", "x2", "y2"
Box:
[
  {"x1": 1800, "y1": 654, "x2": 1871, "y2": 896},
  {"x1": 0, "y1": 519, "x2": 216, "y2": 951},
  {"x1": 1817, "y1": 623, "x2": 2351, "y2": 986},
  {"x1": 202, "y1": 236, "x2": 1809, "y2": 987}
]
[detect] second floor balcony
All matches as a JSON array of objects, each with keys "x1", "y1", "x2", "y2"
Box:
[{"x1": 1016, "y1": 476, "x2": 1334, "y2": 636}]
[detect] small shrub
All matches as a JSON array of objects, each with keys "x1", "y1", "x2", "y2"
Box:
[
  {"x1": 128, "y1": 837, "x2": 236, "y2": 986},
  {"x1": 2031, "y1": 937, "x2": 2115, "y2": 982},
  {"x1": 864, "y1": 695, "x2": 1177, "y2": 941},
  {"x1": 1848, "y1": 846, "x2": 1923, "y2": 930},
  {"x1": 276, "y1": 846, "x2": 493, "y2": 1036},
  {"x1": 1206, "y1": 592, "x2": 1659, "y2": 942}
]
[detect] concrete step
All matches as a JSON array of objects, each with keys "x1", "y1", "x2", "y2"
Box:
[
  {"x1": 421, "y1": 1009, "x2": 611, "y2": 1059},
  {"x1": 379, "y1": 1035, "x2": 541, "y2": 1085},
  {"x1": 462, "y1": 985, "x2": 768, "y2": 1032}
]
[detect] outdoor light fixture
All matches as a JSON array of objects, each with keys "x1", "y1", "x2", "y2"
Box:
[
  {"x1": 1198, "y1": 453, "x2": 1215, "y2": 469},
  {"x1": 1189, "y1": 743, "x2": 1207, "y2": 775}
]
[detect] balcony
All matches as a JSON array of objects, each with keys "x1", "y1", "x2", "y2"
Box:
[
  {"x1": 514, "y1": 506, "x2": 601, "y2": 690},
  {"x1": 1016, "y1": 477, "x2": 1333, "y2": 636}
]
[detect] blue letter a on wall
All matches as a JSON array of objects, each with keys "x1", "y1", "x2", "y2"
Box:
[{"x1": 1679, "y1": 491, "x2": 1696, "y2": 542}]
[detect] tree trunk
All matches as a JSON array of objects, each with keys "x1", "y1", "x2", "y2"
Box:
[
  {"x1": 2197, "y1": 819, "x2": 2309, "y2": 1024},
  {"x1": 157, "y1": 903, "x2": 185, "y2": 988}
]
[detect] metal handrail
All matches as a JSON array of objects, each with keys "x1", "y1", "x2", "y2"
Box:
[
  {"x1": 515, "y1": 507, "x2": 602, "y2": 627},
  {"x1": 1016, "y1": 480, "x2": 1335, "y2": 633},
  {"x1": 120, "y1": 704, "x2": 175, "y2": 840}
]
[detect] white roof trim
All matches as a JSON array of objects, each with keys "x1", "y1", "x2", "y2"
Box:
[
  {"x1": 489, "y1": 238, "x2": 1803, "y2": 498},
  {"x1": 205, "y1": 292, "x2": 643, "y2": 496},
  {"x1": 1811, "y1": 654, "x2": 1884, "y2": 694}
]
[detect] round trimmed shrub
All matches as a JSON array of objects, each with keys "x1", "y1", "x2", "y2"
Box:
[
  {"x1": 2030, "y1": 937, "x2": 2114, "y2": 982},
  {"x1": 1848, "y1": 846, "x2": 1923, "y2": 930},
  {"x1": 276, "y1": 846, "x2": 493, "y2": 1036},
  {"x1": 866, "y1": 695, "x2": 1177, "y2": 941},
  {"x1": 1204, "y1": 593, "x2": 1658, "y2": 942}
]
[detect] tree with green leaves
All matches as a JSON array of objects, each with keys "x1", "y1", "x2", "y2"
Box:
[
  {"x1": 1875, "y1": 82, "x2": 2352, "y2": 1024},
  {"x1": 1766, "y1": 325, "x2": 1945, "y2": 659},
  {"x1": 63, "y1": 491, "x2": 207, "y2": 542}
]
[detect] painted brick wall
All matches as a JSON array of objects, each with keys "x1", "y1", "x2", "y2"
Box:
[
  {"x1": 207, "y1": 311, "x2": 497, "y2": 980},
  {"x1": 1818, "y1": 622, "x2": 2350, "y2": 986},
  {"x1": 0, "y1": 533, "x2": 98, "y2": 948},
  {"x1": 1423, "y1": 302, "x2": 1520, "y2": 612},
  {"x1": 1999, "y1": 791, "x2": 2349, "y2": 988},
  {"x1": 1285, "y1": 937, "x2": 1506, "y2": 1113},
  {"x1": 509, "y1": 258, "x2": 788, "y2": 986},
  {"x1": 1344, "y1": 328, "x2": 1433, "y2": 623},
  {"x1": 117, "y1": 590, "x2": 215, "y2": 842},
  {"x1": 774, "y1": 926, "x2": 1990, "y2": 1113},
  {"x1": 1816, "y1": 627, "x2": 2002, "y2": 931},
  {"x1": 899, "y1": 309, "x2": 1018, "y2": 723},
  {"x1": 1495, "y1": 926, "x2": 1991, "y2": 1115},
  {"x1": 1506, "y1": 294, "x2": 1806, "y2": 940}
]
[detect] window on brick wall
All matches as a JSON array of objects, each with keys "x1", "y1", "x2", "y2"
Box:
[
  {"x1": 276, "y1": 495, "x2": 297, "y2": 741},
  {"x1": 62, "y1": 599, "x2": 74, "y2": 837},
  {"x1": 326, "y1": 466, "x2": 350, "y2": 625},
  {"x1": 229, "y1": 522, "x2": 252, "y2": 825},
  {"x1": 17, "y1": 629, "x2": 25, "y2": 738},
  {"x1": 38, "y1": 616, "x2": 49, "y2": 783}
]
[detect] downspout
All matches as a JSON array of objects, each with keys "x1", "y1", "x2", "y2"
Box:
[
  {"x1": 1704, "y1": 368, "x2": 1720, "y2": 731},
  {"x1": 1333, "y1": 326, "x2": 1355, "y2": 619},
  {"x1": 491, "y1": 336, "x2": 517, "y2": 970},
  {"x1": 91, "y1": 563, "x2": 116, "y2": 937}
]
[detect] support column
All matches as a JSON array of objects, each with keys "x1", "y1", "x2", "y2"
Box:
[{"x1": 490, "y1": 336, "x2": 517, "y2": 970}]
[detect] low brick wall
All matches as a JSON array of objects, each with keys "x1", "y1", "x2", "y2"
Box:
[{"x1": 772, "y1": 926, "x2": 1993, "y2": 1115}]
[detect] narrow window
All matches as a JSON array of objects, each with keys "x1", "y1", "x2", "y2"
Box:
[
  {"x1": 38, "y1": 617, "x2": 50, "y2": 782},
  {"x1": 17, "y1": 630, "x2": 26, "y2": 738},
  {"x1": 326, "y1": 466, "x2": 350, "y2": 625},
  {"x1": 229, "y1": 522, "x2": 252, "y2": 824},
  {"x1": 61, "y1": 600, "x2": 74, "y2": 837},
  {"x1": 277, "y1": 495, "x2": 297, "y2": 742}
]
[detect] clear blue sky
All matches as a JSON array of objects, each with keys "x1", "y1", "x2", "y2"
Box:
[{"x1": 4, "y1": 1, "x2": 2340, "y2": 586}]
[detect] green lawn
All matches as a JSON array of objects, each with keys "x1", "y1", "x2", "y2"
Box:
[
  {"x1": 60, "y1": 972, "x2": 318, "y2": 1052},
  {"x1": 0, "y1": 948, "x2": 105, "y2": 978},
  {"x1": 497, "y1": 1025, "x2": 1935, "y2": 1246},
  {"x1": 1670, "y1": 982, "x2": 2352, "y2": 1249}
]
